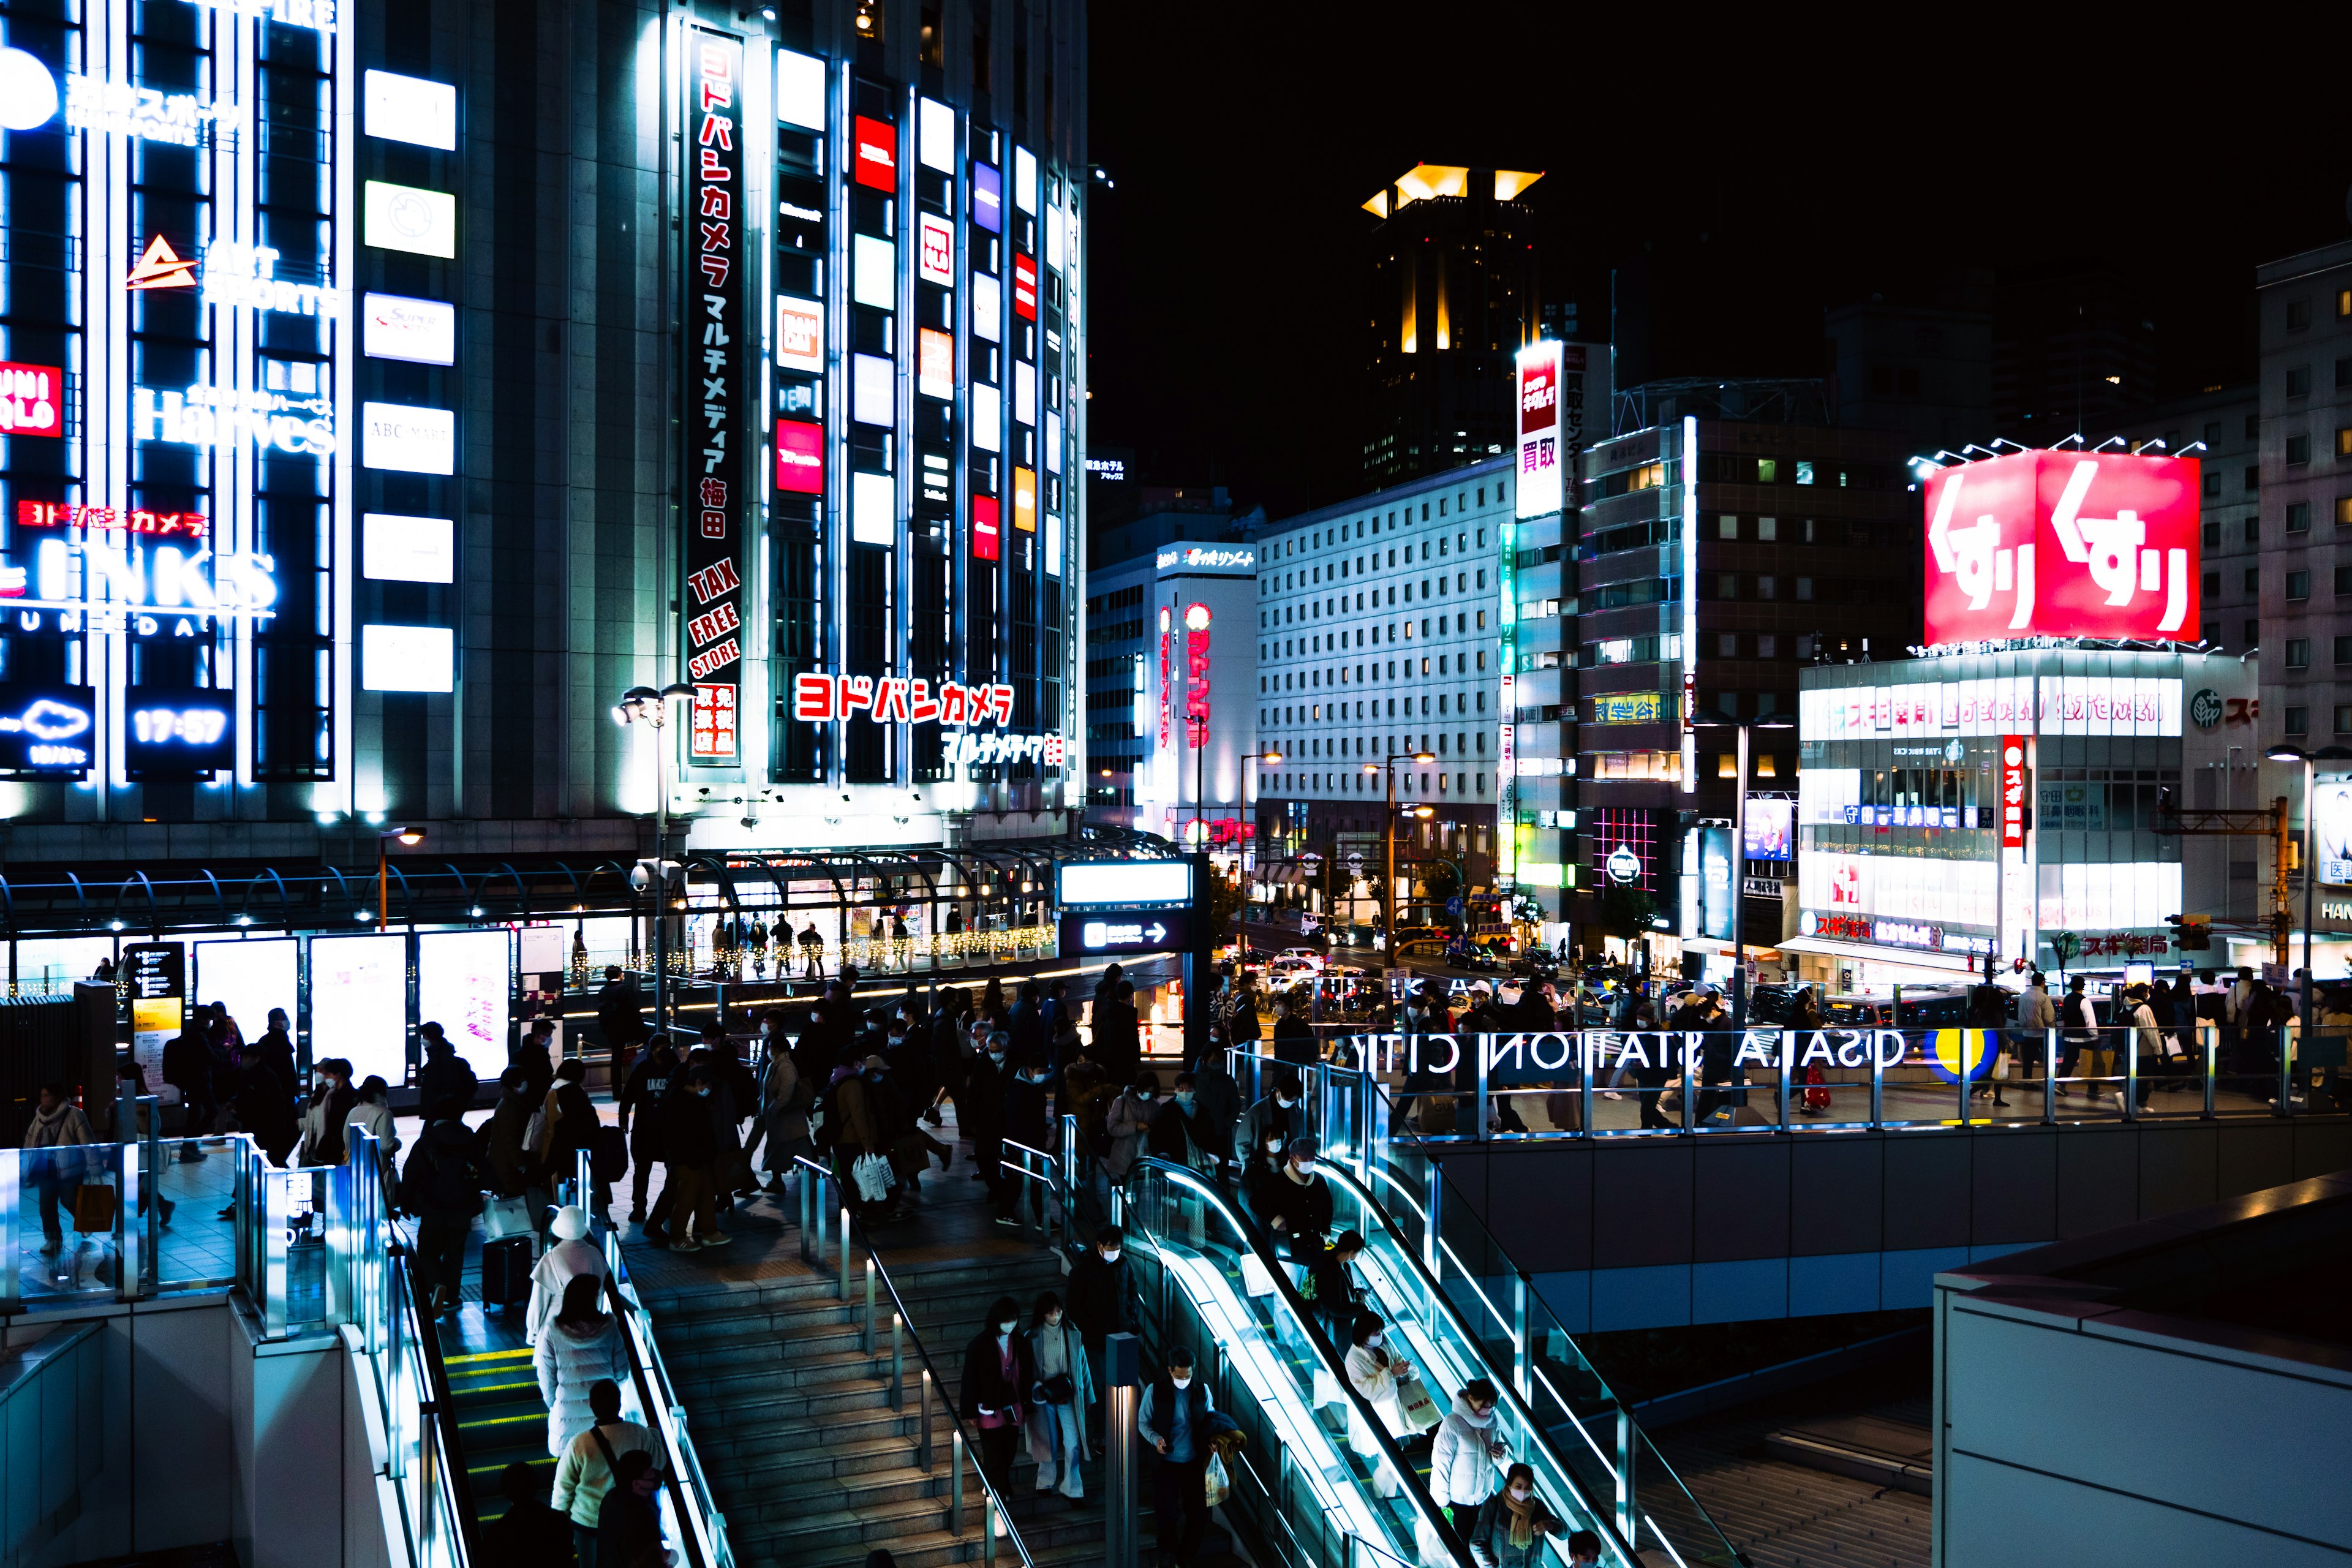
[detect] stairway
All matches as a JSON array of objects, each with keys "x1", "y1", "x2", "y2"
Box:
[
  {"x1": 649, "y1": 1244, "x2": 1237, "y2": 1567},
  {"x1": 443, "y1": 1345, "x2": 552, "y2": 1528}
]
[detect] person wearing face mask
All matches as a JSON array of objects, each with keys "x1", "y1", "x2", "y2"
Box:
[
  {"x1": 1263, "y1": 1136, "x2": 1335, "y2": 1256},
  {"x1": 960, "y1": 1294, "x2": 1035, "y2": 1528},
  {"x1": 1240, "y1": 1120, "x2": 1294, "y2": 1240},
  {"x1": 1146, "y1": 1072, "x2": 1220, "y2": 1176},
  {"x1": 1430, "y1": 1376, "x2": 1509, "y2": 1536},
  {"x1": 1186, "y1": 1050, "x2": 1242, "y2": 1183},
  {"x1": 1066, "y1": 1226, "x2": 1133, "y2": 1418},
  {"x1": 1343, "y1": 1311, "x2": 1417, "y2": 1463},
  {"x1": 655, "y1": 1065, "x2": 729, "y2": 1251},
  {"x1": 1137, "y1": 1348, "x2": 1242, "y2": 1568},
  {"x1": 1023, "y1": 1290, "x2": 1095, "y2": 1502},
  {"x1": 1302, "y1": 1230, "x2": 1367, "y2": 1343},
  {"x1": 997, "y1": 1053, "x2": 1055, "y2": 1229},
  {"x1": 1465, "y1": 1461, "x2": 1560, "y2": 1567},
  {"x1": 1239, "y1": 1071, "x2": 1304, "y2": 1166},
  {"x1": 1102, "y1": 1072, "x2": 1158, "y2": 1188}
]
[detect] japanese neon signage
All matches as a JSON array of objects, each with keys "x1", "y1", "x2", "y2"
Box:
[
  {"x1": 1183, "y1": 603, "x2": 1210, "y2": 746},
  {"x1": 2000, "y1": 736, "x2": 2027, "y2": 849},
  {"x1": 853, "y1": 115, "x2": 897, "y2": 192},
  {"x1": 682, "y1": 28, "x2": 744, "y2": 761},
  {"x1": 0, "y1": 363, "x2": 64, "y2": 437},
  {"x1": 1514, "y1": 341, "x2": 1562, "y2": 519}
]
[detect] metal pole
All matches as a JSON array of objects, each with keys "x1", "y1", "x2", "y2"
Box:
[
  {"x1": 1732, "y1": 722, "x2": 1747, "y2": 1028},
  {"x1": 839, "y1": 1207, "x2": 853, "y2": 1299},
  {"x1": 919, "y1": 1368, "x2": 934, "y2": 1469},
  {"x1": 950, "y1": 1427, "x2": 965, "y2": 1536},
  {"x1": 1386, "y1": 760, "x2": 1396, "y2": 957},
  {"x1": 864, "y1": 1256, "x2": 877, "y2": 1352},
  {"x1": 377, "y1": 839, "x2": 389, "y2": 929},
  {"x1": 1104, "y1": 1332, "x2": 1142, "y2": 1568},
  {"x1": 891, "y1": 1311, "x2": 903, "y2": 1409},
  {"x1": 654, "y1": 720, "x2": 669, "y2": 1035}
]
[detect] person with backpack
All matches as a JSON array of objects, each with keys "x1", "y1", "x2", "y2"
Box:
[
  {"x1": 400, "y1": 1119, "x2": 485, "y2": 1317},
  {"x1": 616, "y1": 1034, "x2": 680, "y2": 1225},
  {"x1": 596, "y1": 1450, "x2": 666, "y2": 1568},
  {"x1": 551, "y1": 1378, "x2": 655, "y2": 1568},
  {"x1": 2056, "y1": 976, "x2": 2100, "y2": 1103}
]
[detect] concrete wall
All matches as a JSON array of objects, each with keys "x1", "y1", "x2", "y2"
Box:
[
  {"x1": 1937, "y1": 1287, "x2": 2352, "y2": 1564},
  {"x1": 1434, "y1": 1117, "x2": 2352, "y2": 1332},
  {"x1": 0, "y1": 1291, "x2": 397, "y2": 1568}
]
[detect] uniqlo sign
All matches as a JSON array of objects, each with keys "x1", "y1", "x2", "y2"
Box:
[
  {"x1": 2000, "y1": 736, "x2": 2028, "y2": 848},
  {"x1": 0, "y1": 363, "x2": 65, "y2": 437},
  {"x1": 1924, "y1": 450, "x2": 2199, "y2": 645},
  {"x1": 853, "y1": 115, "x2": 897, "y2": 192},
  {"x1": 1514, "y1": 341, "x2": 1562, "y2": 518}
]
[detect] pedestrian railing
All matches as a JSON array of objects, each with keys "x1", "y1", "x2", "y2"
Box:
[
  {"x1": 791, "y1": 1154, "x2": 1041, "y2": 1567},
  {"x1": 1225, "y1": 1022, "x2": 2345, "y2": 1144}
]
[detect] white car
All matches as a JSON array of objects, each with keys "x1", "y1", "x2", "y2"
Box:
[
  {"x1": 1277, "y1": 947, "x2": 1326, "y2": 971},
  {"x1": 1268, "y1": 956, "x2": 1321, "y2": 982}
]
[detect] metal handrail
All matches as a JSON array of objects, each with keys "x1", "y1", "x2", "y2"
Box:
[
  {"x1": 1126, "y1": 1154, "x2": 1480, "y2": 1568},
  {"x1": 601, "y1": 1215, "x2": 733, "y2": 1568},
  {"x1": 791, "y1": 1154, "x2": 1038, "y2": 1566}
]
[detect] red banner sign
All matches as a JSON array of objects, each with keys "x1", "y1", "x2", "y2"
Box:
[{"x1": 2000, "y1": 736, "x2": 2027, "y2": 848}]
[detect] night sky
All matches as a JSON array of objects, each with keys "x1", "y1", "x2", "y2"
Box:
[{"x1": 1085, "y1": 4, "x2": 2352, "y2": 519}]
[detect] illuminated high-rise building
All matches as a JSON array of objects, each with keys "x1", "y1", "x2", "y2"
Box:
[
  {"x1": 0, "y1": 0, "x2": 1087, "y2": 869},
  {"x1": 1361, "y1": 165, "x2": 1544, "y2": 488}
]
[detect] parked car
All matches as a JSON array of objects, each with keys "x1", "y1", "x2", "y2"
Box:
[{"x1": 1276, "y1": 946, "x2": 1327, "y2": 971}]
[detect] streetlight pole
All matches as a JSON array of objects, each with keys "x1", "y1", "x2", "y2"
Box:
[
  {"x1": 615, "y1": 682, "x2": 697, "y2": 1033},
  {"x1": 377, "y1": 826, "x2": 426, "y2": 927}
]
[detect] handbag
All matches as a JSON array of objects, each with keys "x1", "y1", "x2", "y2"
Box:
[
  {"x1": 1038, "y1": 1372, "x2": 1076, "y2": 1404},
  {"x1": 1239, "y1": 1252, "x2": 1276, "y2": 1298},
  {"x1": 1395, "y1": 1374, "x2": 1442, "y2": 1432},
  {"x1": 483, "y1": 1194, "x2": 534, "y2": 1240},
  {"x1": 1991, "y1": 1050, "x2": 2011, "y2": 1081},
  {"x1": 71, "y1": 1182, "x2": 118, "y2": 1234},
  {"x1": 1204, "y1": 1452, "x2": 1230, "y2": 1509},
  {"x1": 851, "y1": 1151, "x2": 895, "y2": 1203}
]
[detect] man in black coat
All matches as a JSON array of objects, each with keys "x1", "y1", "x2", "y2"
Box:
[
  {"x1": 399, "y1": 1119, "x2": 484, "y2": 1316},
  {"x1": 162, "y1": 1023, "x2": 217, "y2": 1158},
  {"x1": 617, "y1": 1035, "x2": 680, "y2": 1224},
  {"x1": 415, "y1": 1025, "x2": 480, "y2": 1121},
  {"x1": 655, "y1": 1065, "x2": 726, "y2": 1251},
  {"x1": 594, "y1": 966, "x2": 646, "y2": 1055},
  {"x1": 1066, "y1": 1224, "x2": 1134, "y2": 1411},
  {"x1": 962, "y1": 1033, "x2": 1013, "y2": 1210},
  {"x1": 1007, "y1": 981, "x2": 1047, "y2": 1066}
]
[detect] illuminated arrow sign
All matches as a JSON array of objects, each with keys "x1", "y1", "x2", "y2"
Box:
[{"x1": 1058, "y1": 911, "x2": 1190, "y2": 956}]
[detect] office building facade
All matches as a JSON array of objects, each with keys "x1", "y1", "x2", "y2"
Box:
[
  {"x1": 1360, "y1": 165, "x2": 1543, "y2": 488},
  {"x1": 1568, "y1": 402, "x2": 1915, "y2": 978},
  {"x1": 2256, "y1": 240, "x2": 2352, "y2": 753},
  {"x1": 0, "y1": 0, "x2": 1084, "y2": 872},
  {"x1": 1255, "y1": 457, "x2": 1513, "y2": 919}
]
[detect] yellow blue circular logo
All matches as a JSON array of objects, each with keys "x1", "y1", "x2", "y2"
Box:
[{"x1": 1928, "y1": 1028, "x2": 1997, "y2": 1083}]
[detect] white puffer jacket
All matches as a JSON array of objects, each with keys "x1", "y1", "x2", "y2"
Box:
[{"x1": 1428, "y1": 1393, "x2": 1503, "y2": 1507}]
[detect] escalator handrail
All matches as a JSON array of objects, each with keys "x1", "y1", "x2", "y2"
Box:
[
  {"x1": 1129, "y1": 1154, "x2": 1480, "y2": 1568},
  {"x1": 1315, "y1": 1058, "x2": 1741, "y2": 1564},
  {"x1": 1314, "y1": 1160, "x2": 1645, "y2": 1562},
  {"x1": 602, "y1": 1229, "x2": 731, "y2": 1568},
  {"x1": 408, "y1": 1245, "x2": 483, "y2": 1564},
  {"x1": 792, "y1": 1155, "x2": 1041, "y2": 1567}
]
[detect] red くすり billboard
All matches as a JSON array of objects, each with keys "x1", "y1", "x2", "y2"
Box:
[{"x1": 1924, "y1": 450, "x2": 2199, "y2": 644}]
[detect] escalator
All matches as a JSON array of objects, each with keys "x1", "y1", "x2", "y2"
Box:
[
  {"x1": 443, "y1": 1344, "x2": 550, "y2": 1531},
  {"x1": 1121, "y1": 1156, "x2": 1474, "y2": 1568},
  {"x1": 1285, "y1": 1055, "x2": 1745, "y2": 1567}
]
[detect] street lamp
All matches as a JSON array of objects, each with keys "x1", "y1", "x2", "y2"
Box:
[
  {"x1": 2264, "y1": 741, "x2": 2352, "y2": 1063},
  {"x1": 376, "y1": 825, "x2": 424, "y2": 927},
  {"x1": 614, "y1": 681, "x2": 697, "y2": 1031},
  {"x1": 1370, "y1": 751, "x2": 1437, "y2": 955},
  {"x1": 1694, "y1": 713, "x2": 1795, "y2": 1027}
]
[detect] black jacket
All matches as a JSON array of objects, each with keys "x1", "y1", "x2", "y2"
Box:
[
  {"x1": 618, "y1": 1052, "x2": 681, "y2": 1156},
  {"x1": 249, "y1": 1030, "x2": 298, "y2": 1103},
  {"x1": 1090, "y1": 998, "x2": 1142, "y2": 1079},
  {"x1": 1066, "y1": 1250, "x2": 1133, "y2": 1340},
  {"x1": 1270, "y1": 1014, "x2": 1319, "y2": 1066},
  {"x1": 661, "y1": 1085, "x2": 718, "y2": 1166},
  {"x1": 233, "y1": 1069, "x2": 300, "y2": 1164},
  {"x1": 1260, "y1": 1166, "x2": 1334, "y2": 1243},
  {"x1": 400, "y1": 1121, "x2": 485, "y2": 1221},
  {"x1": 547, "y1": 1080, "x2": 599, "y2": 1167},
  {"x1": 962, "y1": 1053, "x2": 1011, "y2": 1139},
  {"x1": 416, "y1": 1047, "x2": 479, "y2": 1121},
  {"x1": 1189, "y1": 1062, "x2": 1242, "y2": 1160},
  {"x1": 480, "y1": 1498, "x2": 573, "y2": 1568},
  {"x1": 959, "y1": 1328, "x2": 1036, "y2": 1422},
  {"x1": 1147, "y1": 1098, "x2": 1207, "y2": 1162},
  {"x1": 595, "y1": 1485, "x2": 663, "y2": 1568},
  {"x1": 1003, "y1": 1072, "x2": 1052, "y2": 1148},
  {"x1": 162, "y1": 1030, "x2": 214, "y2": 1099},
  {"x1": 595, "y1": 978, "x2": 646, "y2": 1050}
]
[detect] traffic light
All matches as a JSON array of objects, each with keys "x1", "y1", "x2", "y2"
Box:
[{"x1": 2166, "y1": 913, "x2": 2211, "y2": 951}]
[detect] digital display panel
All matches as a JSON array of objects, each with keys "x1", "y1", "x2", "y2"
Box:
[
  {"x1": 1743, "y1": 797, "x2": 1794, "y2": 861},
  {"x1": 124, "y1": 687, "x2": 235, "y2": 774},
  {"x1": 0, "y1": 683, "x2": 96, "y2": 774},
  {"x1": 194, "y1": 938, "x2": 298, "y2": 1047},
  {"x1": 418, "y1": 930, "x2": 511, "y2": 1071},
  {"x1": 309, "y1": 935, "x2": 411, "y2": 1090}
]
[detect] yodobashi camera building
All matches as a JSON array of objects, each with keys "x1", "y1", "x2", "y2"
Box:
[{"x1": 1788, "y1": 448, "x2": 2251, "y2": 989}]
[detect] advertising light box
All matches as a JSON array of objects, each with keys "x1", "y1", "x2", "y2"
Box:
[
  {"x1": 419, "y1": 929, "x2": 511, "y2": 1069},
  {"x1": 776, "y1": 295, "x2": 823, "y2": 372},
  {"x1": 1058, "y1": 859, "x2": 1193, "y2": 910},
  {"x1": 194, "y1": 938, "x2": 297, "y2": 1046},
  {"x1": 363, "y1": 70, "x2": 457, "y2": 150},
  {"x1": 362, "y1": 293, "x2": 456, "y2": 364},
  {"x1": 1515, "y1": 341, "x2": 1564, "y2": 518},
  {"x1": 363, "y1": 624, "x2": 455, "y2": 693},
  {"x1": 853, "y1": 115, "x2": 896, "y2": 192},
  {"x1": 2316, "y1": 779, "x2": 2352, "y2": 885},
  {"x1": 851, "y1": 470, "x2": 895, "y2": 547},
  {"x1": 0, "y1": 361, "x2": 65, "y2": 436},
  {"x1": 363, "y1": 513, "x2": 456, "y2": 583},
  {"x1": 1924, "y1": 450, "x2": 2199, "y2": 644},
  {"x1": 775, "y1": 49, "x2": 825, "y2": 131},
  {"x1": 362, "y1": 401, "x2": 456, "y2": 473},
  {"x1": 1744, "y1": 797, "x2": 1793, "y2": 861},
  {"x1": 363, "y1": 180, "x2": 457, "y2": 258},
  {"x1": 310, "y1": 934, "x2": 410, "y2": 1090},
  {"x1": 0, "y1": 683, "x2": 96, "y2": 773},
  {"x1": 775, "y1": 420, "x2": 824, "y2": 495}
]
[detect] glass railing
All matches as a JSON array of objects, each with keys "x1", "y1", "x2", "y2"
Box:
[
  {"x1": 1122, "y1": 1155, "x2": 1476, "y2": 1568},
  {"x1": 1235, "y1": 1053, "x2": 1746, "y2": 1567},
  {"x1": 1228, "y1": 1021, "x2": 2337, "y2": 1142}
]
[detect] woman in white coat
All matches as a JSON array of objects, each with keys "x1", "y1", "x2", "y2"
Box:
[
  {"x1": 1341, "y1": 1311, "x2": 1414, "y2": 1495},
  {"x1": 1022, "y1": 1289, "x2": 1095, "y2": 1501},
  {"x1": 527, "y1": 1205, "x2": 607, "y2": 1346},
  {"x1": 533, "y1": 1273, "x2": 631, "y2": 1457},
  {"x1": 1428, "y1": 1378, "x2": 1509, "y2": 1536}
]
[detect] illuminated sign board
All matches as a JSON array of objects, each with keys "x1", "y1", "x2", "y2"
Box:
[
  {"x1": 138, "y1": 377, "x2": 334, "y2": 457},
  {"x1": 1924, "y1": 450, "x2": 2199, "y2": 644},
  {"x1": 777, "y1": 295, "x2": 823, "y2": 372},
  {"x1": 363, "y1": 179, "x2": 457, "y2": 258},
  {"x1": 309, "y1": 937, "x2": 407, "y2": 1091},
  {"x1": 124, "y1": 687, "x2": 235, "y2": 775},
  {"x1": 2316, "y1": 779, "x2": 2352, "y2": 885},
  {"x1": 202, "y1": 242, "x2": 340, "y2": 317},
  {"x1": 1013, "y1": 467, "x2": 1036, "y2": 532},
  {"x1": 125, "y1": 235, "x2": 198, "y2": 290},
  {"x1": 0, "y1": 685, "x2": 96, "y2": 773},
  {"x1": 66, "y1": 74, "x2": 241, "y2": 146},
  {"x1": 1515, "y1": 341, "x2": 1564, "y2": 518},
  {"x1": 361, "y1": 69, "x2": 456, "y2": 149},
  {"x1": 362, "y1": 293, "x2": 455, "y2": 363},
  {"x1": 1591, "y1": 690, "x2": 1661, "y2": 724},
  {"x1": 1153, "y1": 546, "x2": 1254, "y2": 571},
  {"x1": 973, "y1": 163, "x2": 1003, "y2": 234},
  {"x1": 775, "y1": 420, "x2": 824, "y2": 495},
  {"x1": 2000, "y1": 736, "x2": 2027, "y2": 848},
  {"x1": 361, "y1": 625, "x2": 454, "y2": 693},
  {"x1": 4, "y1": 535, "x2": 277, "y2": 627},
  {"x1": 853, "y1": 115, "x2": 897, "y2": 191},
  {"x1": 1743, "y1": 797, "x2": 1793, "y2": 862},
  {"x1": 918, "y1": 328, "x2": 954, "y2": 400},
  {"x1": 1058, "y1": 859, "x2": 1193, "y2": 909},
  {"x1": 179, "y1": 0, "x2": 339, "y2": 34},
  {"x1": 775, "y1": 49, "x2": 825, "y2": 130},
  {"x1": 1011, "y1": 254, "x2": 1039, "y2": 321},
  {"x1": 971, "y1": 273, "x2": 1002, "y2": 342},
  {"x1": 0, "y1": 363, "x2": 64, "y2": 437},
  {"x1": 362, "y1": 513, "x2": 455, "y2": 584},
  {"x1": 682, "y1": 28, "x2": 745, "y2": 763},
  {"x1": 973, "y1": 496, "x2": 1001, "y2": 561},
  {"x1": 791, "y1": 671, "x2": 1064, "y2": 767},
  {"x1": 850, "y1": 470, "x2": 894, "y2": 547},
  {"x1": 360, "y1": 401, "x2": 454, "y2": 473},
  {"x1": 1060, "y1": 911, "x2": 1191, "y2": 956},
  {"x1": 918, "y1": 211, "x2": 954, "y2": 285}
]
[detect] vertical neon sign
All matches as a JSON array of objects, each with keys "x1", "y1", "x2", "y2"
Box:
[
  {"x1": 1680, "y1": 413, "x2": 1699, "y2": 794},
  {"x1": 684, "y1": 28, "x2": 745, "y2": 763}
]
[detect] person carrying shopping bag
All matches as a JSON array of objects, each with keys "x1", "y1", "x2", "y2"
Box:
[{"x1": 1023, "y1": 1290, "x2": 1095, "y2": 1503}]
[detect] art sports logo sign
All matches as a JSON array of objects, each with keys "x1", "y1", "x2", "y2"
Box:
[{"x1": 1923, "y1": 450, "x2": 2199, "y2": 645}]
